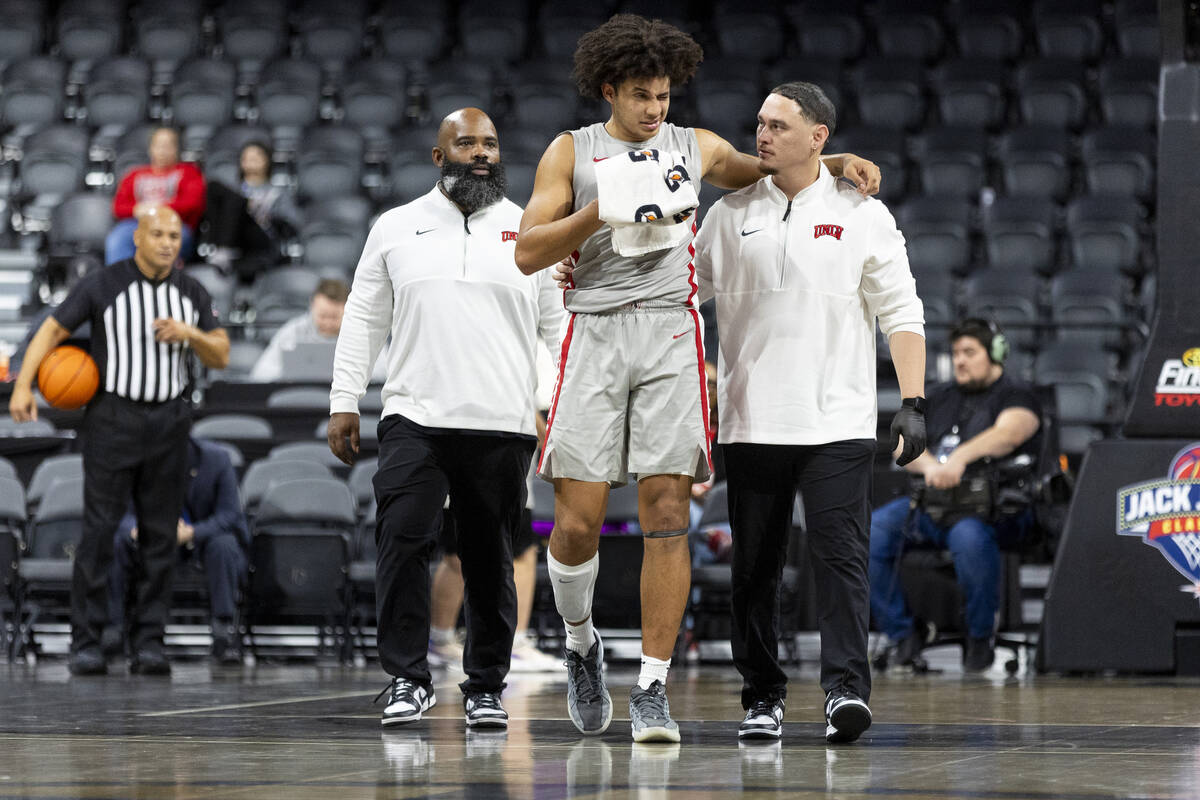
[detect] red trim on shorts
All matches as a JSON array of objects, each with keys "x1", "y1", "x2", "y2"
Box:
[
  {"x1": 688, "y1": 307, "x2": 713, "y2": 472},
  {"x1": 538, "y1": 312, "x2": 577, "y2": 473},
  {"x1": 684, "y1": 221, "x2": 698, "y2": 306}
]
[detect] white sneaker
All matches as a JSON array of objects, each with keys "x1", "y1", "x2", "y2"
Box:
[
  {"x1": 379, "y1": 678, "x2": 436, "y2": 726},
  {"x1": 510, "y1": 633, "x2": 565, "y2": 673}
]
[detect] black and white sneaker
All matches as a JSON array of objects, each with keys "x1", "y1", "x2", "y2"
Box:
[
  {"x1": 377, "y1": 678, "x2": 436, "y2": 726},
  {"x1": 824, "y1": 689, "x2": 871, "y2": 744},
  {"x1": 739, "y1": 696, "x2": 785, "y2": 740},
  {"x1": 464, "y1": 691, "x2": 509, "y2": 728}
]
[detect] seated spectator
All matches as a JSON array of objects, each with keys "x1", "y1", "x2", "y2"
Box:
[
  {"x1": 106, "y1": 127, "x2": 206, "y2": 265},
  {"x1": 869, "y1": 319, "x2": 1042, "y2": 672},
  {"x1": 249, "y1": 278, "x2": 386, "y2": 382},
  {"x1": 105, "y1": 436, "x2": 248, "y2": 664},
  {"x1": 204, "y1": 141, "x2": 302, "y2": 281}
]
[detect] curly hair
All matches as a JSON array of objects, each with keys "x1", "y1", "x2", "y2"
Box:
[{"x1": 571, "y1": 13, "x2": 704, "y2": 100}]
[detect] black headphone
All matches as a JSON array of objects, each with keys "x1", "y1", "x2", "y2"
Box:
[{"x1": 953, "y1": 318, "x2": 1009, "y2": 365}]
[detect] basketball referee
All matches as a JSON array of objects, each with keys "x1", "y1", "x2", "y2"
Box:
[{"x1": 10, "y1": 206, "x2": 229, "y2": 676}]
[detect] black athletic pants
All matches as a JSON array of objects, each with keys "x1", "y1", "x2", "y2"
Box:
[
  {"x1": 373, "y1": 414, "x2": 534, "y2": 695},
  {"x1": 72, "y1": 393, "x2": 191, "y2": 655},
  {"x1": 725, "y1": 439, "x2": 876, "y2": 709}
]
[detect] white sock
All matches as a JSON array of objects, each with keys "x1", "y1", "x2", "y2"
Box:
[
  {"x1": 638, "y1": 653, "x2": 671, "y2": 689},
  {"x1": 430, "y1": 626, "x2": 455, "y2": 646},
  {"x1": 547, "y1": 551, "x2": 599, "y2": 656}
]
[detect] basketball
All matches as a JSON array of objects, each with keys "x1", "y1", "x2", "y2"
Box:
[{"x1": 37, "y1": 345, "x2": 100, "y2": 410}]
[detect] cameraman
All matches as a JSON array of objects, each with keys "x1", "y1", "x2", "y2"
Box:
[{"x1": 868, "y1": 319, "x2": 1041, "y2": 672}]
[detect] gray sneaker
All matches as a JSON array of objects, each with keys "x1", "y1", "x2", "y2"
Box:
[
  {"x1": 629, "y1": 680, "x2": 681, "y2": 743},
  {"x1": 565, "y1": 632, "x2": 612, "y2": 735}
]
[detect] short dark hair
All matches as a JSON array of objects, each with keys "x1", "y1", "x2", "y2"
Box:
[
  {"x1": 314, "y1": 278, "x2": 349, "y2": 304},
  {"x1": 769, "y1": 82, "x2": 837, "y2": 136},
  {"x1": 572, "y1": 13, "x2": 703, "y2": 101},
  {"x1": 149, "y1": 126, "x2": 179, "y2": 145}
]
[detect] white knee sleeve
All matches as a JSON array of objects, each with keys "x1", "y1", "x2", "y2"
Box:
[{"x1": 547, "y1": 551, "x2": 598, "y2": 624}]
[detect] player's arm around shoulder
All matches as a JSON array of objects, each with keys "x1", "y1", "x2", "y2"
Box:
[
  {"x1": 515, "y1": 133, "x2": 601, "y2": 275},
  {"x1": 696, "y1": 128, "x2": 763, "y2": 191}
]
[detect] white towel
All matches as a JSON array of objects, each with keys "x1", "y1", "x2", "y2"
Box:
[{"x1": 594, "y1": 148, "x2": 699, "y2": 257}]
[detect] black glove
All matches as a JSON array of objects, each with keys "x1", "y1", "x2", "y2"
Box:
[{"x1": 890, "y1": 397, "x2": 927, "y2": 467}]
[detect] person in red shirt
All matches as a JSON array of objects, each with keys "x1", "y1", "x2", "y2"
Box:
[{"x1": 106, "y1": 127, "x2": 206, "y2": 264}]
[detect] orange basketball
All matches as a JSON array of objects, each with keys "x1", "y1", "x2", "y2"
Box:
[{"x1": 37, "y1": 345, "x2": 100, "y2": 410}]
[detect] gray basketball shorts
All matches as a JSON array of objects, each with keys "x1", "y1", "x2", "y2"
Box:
[{"x1": 537, "y1": 301, "x2": 712, "y2": 487}]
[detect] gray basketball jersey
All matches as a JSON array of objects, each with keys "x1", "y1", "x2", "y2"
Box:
[{"x1": 566, "y1": 122, "x2": 702, "y2": 313}]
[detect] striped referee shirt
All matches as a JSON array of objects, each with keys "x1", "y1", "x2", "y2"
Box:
[{"x1": 52, "y1": 259, "x2": 219, "y2": 403}]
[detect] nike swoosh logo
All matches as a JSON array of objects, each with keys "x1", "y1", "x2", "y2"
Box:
[
  {"x1": 416, "y1": 228, "x2": 436, "y2": 235},
  {"x1": 673, "y1": 332, "x2": 689, "y2": 339},
  {"x1": 740, "y1": 229, "x2": 761, "y2": 237},
  {"x1": 592, "y1": 156, "x2": 608, "y2": 162}
]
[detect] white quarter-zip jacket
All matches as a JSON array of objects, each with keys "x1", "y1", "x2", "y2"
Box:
[
  {"x1": 330, "y1": 187, "x2": 564, "y2": 437},
  {"x1": 694, "y1": 165, "x2": 924, "y2": 445}
]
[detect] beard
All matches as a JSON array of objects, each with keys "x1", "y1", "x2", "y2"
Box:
[{"x1": 440, "y1": 160, "x2": 507, "y2": 214}]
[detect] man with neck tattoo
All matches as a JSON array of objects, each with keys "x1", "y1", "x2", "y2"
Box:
[{"x1": 328, "y1": 108, "x2": 564, "y2": 730}]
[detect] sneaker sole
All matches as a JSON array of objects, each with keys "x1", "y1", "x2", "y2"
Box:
[
  {"x1": 632, "y1": 724, "x2": 681, "y2": 743},
  {"x1": 466, "y1": 716, "x2": 509, "y2": 729},
  {"x1": 739, "y1": 726, "x2": 782, "y2": 740},
  {"x1": 825, "y1": 706, "x2": 871, "y2": 743}
]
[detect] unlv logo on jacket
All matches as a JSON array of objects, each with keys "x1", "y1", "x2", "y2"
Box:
[
  {"x1": 501, "y1": 230, "x2": 518, "y2": 242},
  {"x1": 814, "y1": 224, "x2": 844, "y2": 240}
]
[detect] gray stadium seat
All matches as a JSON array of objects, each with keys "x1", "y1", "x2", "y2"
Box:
[
  {"x1": 963, "y1": 270, "x2": 1044, "y2": 350},
  {"x1": 83, "y1": 58, "x2": 149, "y2": 127},
  {"x1": 192, "y1": 413, "x2": 275, "y2": 441},
  {"x1": 874, "y1": 0, "x2": 946, "y2": 62},
  {"x1": 932, "y1": 59, "x2": 1009, "y2": 129},
  {"x1": 1065, "y1": 194, "x2": 1145, "y2": 275},
  {"x1": 379, "y1": 0, "x2": 448, "y2": 62},
  {"x1": 48, "y1": 193, "x2": 112, "y2": 258},
  {"x1": 18, "y1": 125, "x2": 89, "y2": 198},
  {"x1": 256, "y1": 60, "x2": 321, "y2": 128},
  {"x1": 1, "y1": 57, "x2": 65, "y2": 127},
  {"x1": 851, "y1": 58, "x2": 927, "y2": 131},
  {"x1": 136, "y1": 8, "x2": 201, "y2": 63},
  {"x1": 217, "y1": 7, "x2": 287, "y2": 65},
  {"x1": 0, "y1": 0, "x2": 43, "y2": 61},
  {"x1": 342, "y1": 60, "x2": 407, "y2": 130},
  {"x1": 55, "y1": 0, "x2": 121, "y2": 61},
  {"x1": 997, "y1": 126, "x2": 1073, "y2": 200},
  {"x1": 1032, "y1": 0, "x2": 1104, "y2": 61},
  {"x1": 913, "y1": 126, "x2": 988, "y2": 199},
  {"x1": 1016, "y1": 59, "x2": 1088, "y2": 129},
  {"x1": 1081, "y1": 126, "x2": 1155, "y2": 199},
  {"x1": 981, "y1": 196, "x2": 1060, "y2": 275},
  {"x1": 26, "y1": 454, "x2": 83, "y2": 517},
  {"x1": 1098, "y1": 59, "x2": 1159, "y2": 128},
  {"x1": 240, "y1": 458, "x2": 333, "y2": 517},
  {"x1": 1050, "y1": 268, "x2": 1130, "y2": 351},
  {"x1": 713, "y1": 8, "x2": 785, "y2": 60},
  {"x1": 171, "y1": 59, "x2": 236, "y2": 128},
  {"x1": 950, "y1": 0, "x2": 1024, "y2": 60},
  {"x1": 788, "y1": 6, "x2": 864, "y2": 61},
  {"x1": 897, "y1": 196, "x2": 972, "y2": 275},
  {"x1": 830, "y1": 127, "x2": 908, "y2": 204},
  {"x1": 297, "y1": 11, "x2": 365, "y2": 63}
]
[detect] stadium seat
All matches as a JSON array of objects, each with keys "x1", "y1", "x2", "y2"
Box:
[
  {"x1": 850, "y1": 58, "x2": 927, "y2": 131},
  {"x1": 1050, "y1": 267, "x2": 1130, "y2": 351},
  {"x1": 18, "y1": 125, "x2": 89, "y2": 198},
  {"x1": 193, "y1": 413, "x2": 274, "y2": 444},
  {"x1": 346, "y1": 458, "x2": 377, "y2": 515},
  {"x1": 1016, "y1": 59, "x2": 1089, "y2": 129},
  {"x1": 510, "y1": 76, "x2": 579, "y2": 133},
  {"x1": 458, "y1": 0, "x2": 529, "y2": 63},
  {"x1": 388, "y1": 153, "x2": 442, "y2": 204},
  {"x1": 251, "y1": 265, "x2": 322, "y2": 312},
  {"x1": 931, "y1": 59, "x2": 1009, "y2": 129},
  {"x1": 950, "y1": 0, "x2": 1025, "y2": 61},
  {"x1": 48, "y1": 192, "x2": 112, "y2": 258},
  {"x1": 910, "y1": 268, "x2": 957, "y2": 335},
  {"x1": 0, "y1": 475, "x2": 25, "y2": 658},
  {"x1": 268, "y1": 441, "x2": 349, "y2": 473},
  {"x1": 1098, "y1": 59, "x2": 1159, "y2": 128},
  {"x1": 342, "y1": 60, "x2": 407, "y2": 131},
  {"x1": 296, "y1": 127, "x2": 365, "y2": 200},
  {"x1": 26, "y1": 454, "x2": 83, "y2": 518},
  {"x1": 764, "y1": 58, "x2": 843, "y2": 110},
  {"x1": 298, "y1": 219, "x2": 366, "y2": 273},
  {"x1": 1032, "y1": 0, "x2": 1104, "y2": 61},
  {"x1": 896, "y1": 196, "x2": 972, "y2": 275},
  {"x1": 247, "y1": 476, "x2": 356, "y2": 660},
  {"x1": 136, "y1": 7, "x2": 202, "y2": 64},
  {"x1": 693, "y1": 60, "x2": 764, "y2": 138},
  {"x1": 1, "y1": 57, "x2": 65, "y2": 128},
  {"x1": 379, "y1": 0, "x2": 448, "y2": 63},
  {"x1": 256, "y1": 60, "x2": 322, "y2": 129},
  {"x1": 217, "y1": 6, "x2": 287, "y2": 66},
  {"x1": 170, "y1": 59, "x2": 237, "y2": 129},
  {"x1": 1066, "y1": 194, "x2": 1146, "y2": 275},
  {"x1": 297, "y1": 10, "x2": 366, "y2": 64},
  {"x1": 1081, "y1": 126, "x2": 1155, "y2": 199},
  {"x1": 305, "y1": 195, "x2": 372, "y2": 231},
  {"x1": 55, "y1": 0, "x2": 122, "y2": 62},
  {"x1": 1034, "y1": 342, "x2": 1116, "y2": 425},
  {"x1": 787, "y1": 5, "x2": 865, "y2": 61},
  {"x1": 874, "y1": 0, "x2": 946, "y2": 62},
  {"x1": 981, "y1": 196, "x2": 1060, "y2": 276},
  {"x1": 963, "y1": 269, "x2": 1044, "y2": 349},
  {"x1": 225, "y1": 340, "x2": 265, "y2": 379},
  {"x1": 713, "y1": 8, "x2": 785, "y2": 61},
  {"x1": 536, "y1": 3, "x2": 606, "y2": 59},
  {"x1": 82, "y1": 58, "x2": 149, "y2": 127},
  {"x1": 240, "y1": 458, "x2": 333, "y2": 519},
  {"x1": 996, "y1": 125, "x2": 1073, "y2": 200},
  {"x1": 830, "y1": 127, "x2": 908, "y2": 203},
  {"x1": 1114, "y1": 0, "x2": 1161, "y2": 58},
  {"x1": 0, "y1": 0, "x2": 43, "y2": 61},
  {"x1": 26, "y1": 475, "x2": 84, "y2": 560},
  {"x1": 912, "y1": 126, "x2": 988, "y2": 199},
  {"x1": 183, "y1": 264, "x2": 236, "y2": 321}
]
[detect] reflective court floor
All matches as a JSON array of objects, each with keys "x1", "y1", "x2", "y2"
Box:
[{"x1": 3, "y1": 651, "x2": 1200, "y2": 799}]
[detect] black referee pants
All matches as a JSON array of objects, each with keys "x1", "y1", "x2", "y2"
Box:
[
  {"x1": 373, "y1": 415, "x2": 534, "y2": 695},
  {"x1": 725, "y1": 439, "x2": 876, "y2": 709},
  {"x1": 72, "y1": 393, "x2": 191, "y2": 655}
]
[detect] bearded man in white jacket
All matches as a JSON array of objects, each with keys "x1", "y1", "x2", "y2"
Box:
[
  {"x1": 693, "y1": 82, "x2": 928, "y2": 745},
  {"x1": 328, "y1": 108, "x2": 563, "y2": 731}
]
